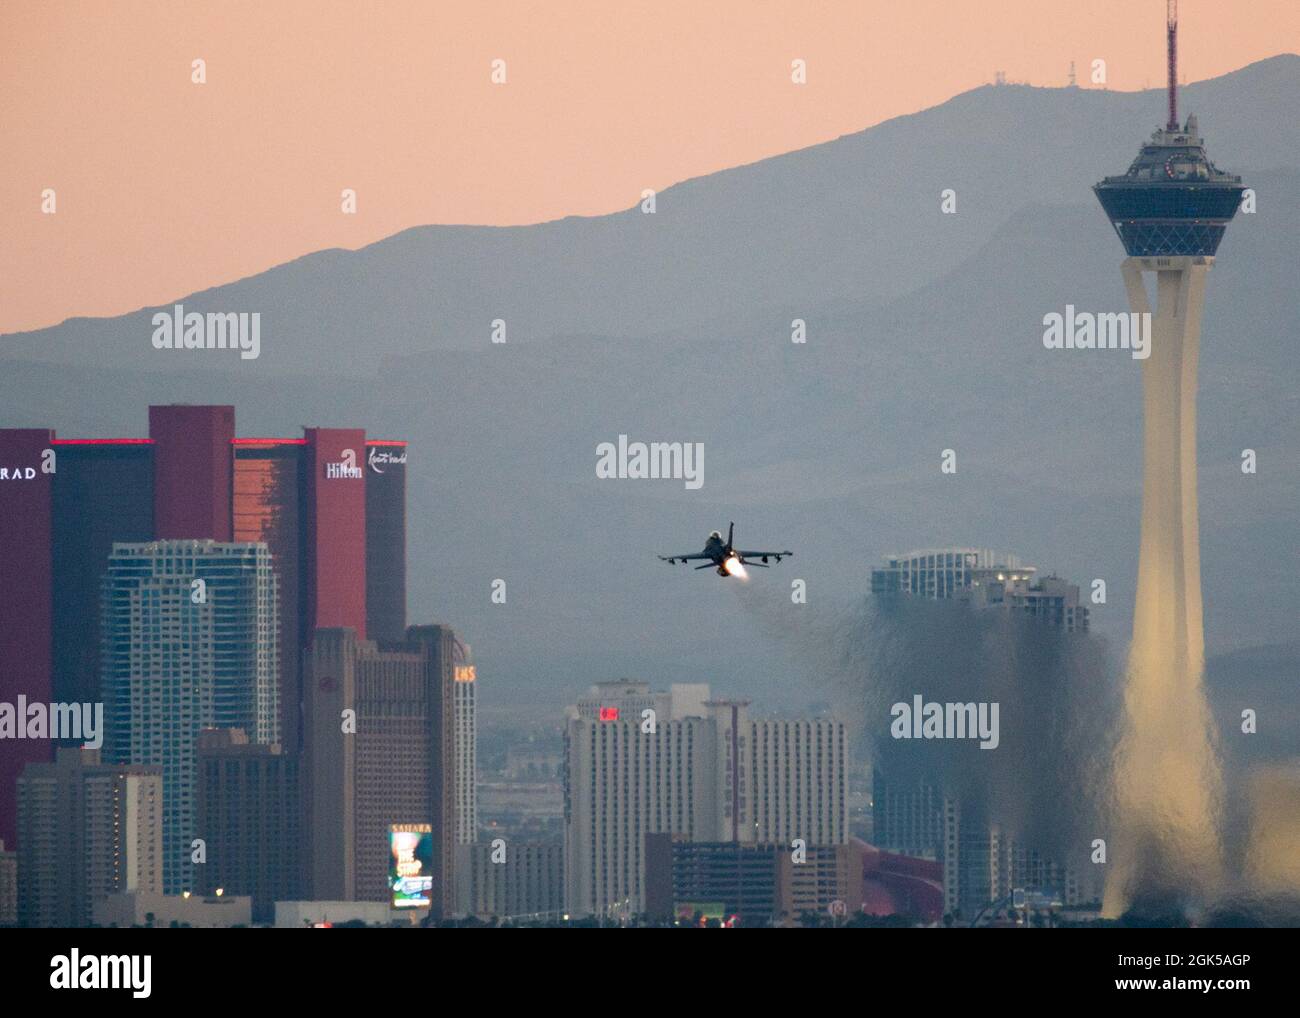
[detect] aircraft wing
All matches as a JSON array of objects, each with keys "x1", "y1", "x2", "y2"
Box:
[
  {"x1": 737, "y1": 550, "x2": 793, "y2": 561},
  {"x1": 658, "y1": 553, "x2": 710, "y2": 563}
]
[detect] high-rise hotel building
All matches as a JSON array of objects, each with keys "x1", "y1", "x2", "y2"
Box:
[
  {"x1": 232, "y1": 426, "x2": 393, "y2": 750},
  {"x1": 871, "y1": 547, "x2": 1090, "y2": 862},
  {"x1": 870, "y1": 546, "x2": 1092, "y2": 914},
  {"x1": 303, "y1": 624, "x2": 460, "y2": 916},
  {"x1": 870, "y1": 548, "x2": 1088, "y2": 632},
  {"x1": 16, "y1": 747, "x2": 163, "y2": 927},
  {"x1": 452, "y1": 641, "x2": 478, "y2": 847},
  {"x1": 564, "y1": 682, "x2": 848, "y2": 917},
  {"x1": 0, "y1": 405, "x2": 406, "y2": 847},
  {"x1": 101, "y1": 540, "x2": 279, "y2": 893}
]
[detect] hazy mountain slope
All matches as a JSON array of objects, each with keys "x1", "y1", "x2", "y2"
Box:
[{"x1": 4, "y1": 55, "x2": 1297, "y2": 376}]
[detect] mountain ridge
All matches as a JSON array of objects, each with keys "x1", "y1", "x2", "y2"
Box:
[{"x1": 5, "y1": 54, "x2": 1297, "y2": 369}]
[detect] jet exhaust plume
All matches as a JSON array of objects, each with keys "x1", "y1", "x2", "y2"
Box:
[
  {"x1": 724, "y1": 556, "x2": 747, "y2": 579},
  {"x1": 746, "y1": 589, "x2": 1120, "y2": 880}
]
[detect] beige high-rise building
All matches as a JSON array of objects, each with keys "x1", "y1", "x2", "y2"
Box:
[
  {"x1": 452, "y1": 641, "x2": 477, "y2": 846},
  {"x1": 17, "y1": 747, "x2": 162, "y2": 927},
  {"x1": 303, "y1": 624, "x2": 457, "y2": 916},
  {"x1": 564, "y1": 683, "x2": 849, "y2": 918},
  {"x1": 748, "y1": 717, "x2": 850, "y2": 847}
]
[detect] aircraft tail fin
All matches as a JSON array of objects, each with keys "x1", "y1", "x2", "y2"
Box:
[{"x1": 727, "y1": 521, "x2": 734, "y2": 550}]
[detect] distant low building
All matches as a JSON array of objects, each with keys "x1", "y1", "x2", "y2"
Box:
[
  {"x1": 274, "y1": 900, "x2": 412, "y2": 928},
  {"x1": 502, "y1": 748, "x2": 564, "y2": 781},
  {"x1": 644, "y1": 836, "x2": 866, "y2": 925},
  {"x1": 94, "y1": 891, "x2": 251, "y2": 928},
  {"x1": 462, "y1": 841, "x2": 563, "y2": 920},
  {"x1": 645, "y1": 836, "x2": 779, "y2": 925}
]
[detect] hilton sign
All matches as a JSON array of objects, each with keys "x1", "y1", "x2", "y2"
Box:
[{"x1": 324, "y1": 449, "x2": 363, "y2": 479}]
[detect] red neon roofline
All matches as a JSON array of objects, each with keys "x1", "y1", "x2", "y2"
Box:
[
  {"x1": 230, "y1": 437, "x2": 407, "y2": 446},
  {"x1": 51, "y1": 438, "x2": 154, "y2": 445},
  {"x1": 48, "y1": 436, "x2": 405, "y2": 447}
]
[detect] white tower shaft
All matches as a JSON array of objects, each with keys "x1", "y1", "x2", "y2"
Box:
[{"x1": 1103, "y1": 256, "x2": 1224, "y2": 917}]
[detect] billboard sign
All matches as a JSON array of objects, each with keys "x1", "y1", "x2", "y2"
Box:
[{"x1": 389, "y1": 823, "x2": 434, "y2": 909}]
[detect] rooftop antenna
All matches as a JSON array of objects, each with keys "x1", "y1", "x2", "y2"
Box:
[{"x1": 1166, "y1": 0, "x2": 1179, "y2": 131}]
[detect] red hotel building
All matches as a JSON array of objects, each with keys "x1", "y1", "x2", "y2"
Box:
[{"x1": 0, "y1": 405, "x2": 406, "y2": 846}]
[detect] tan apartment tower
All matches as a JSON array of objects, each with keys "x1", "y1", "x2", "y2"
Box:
[{"x1": 303, "y1": 624, "x2": 457, "y2": 916}]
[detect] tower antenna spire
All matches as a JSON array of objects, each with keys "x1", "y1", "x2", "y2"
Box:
[{"x1": 1166, "y1": 0, "x2": 1179, "y2": 131}]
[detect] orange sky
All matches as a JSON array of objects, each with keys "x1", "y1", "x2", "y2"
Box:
[{"x1": 2, "y1": 0, "x2": 1297, "y2": 335}]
